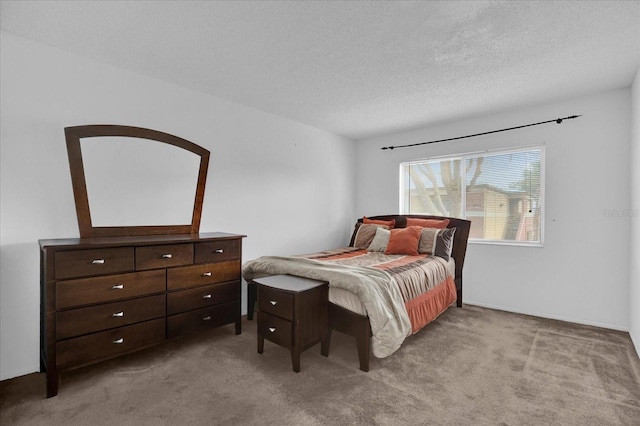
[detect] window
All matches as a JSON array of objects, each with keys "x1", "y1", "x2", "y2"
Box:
[{"x1": 400, "y1": 146, "x2": 544, "y2": 245}]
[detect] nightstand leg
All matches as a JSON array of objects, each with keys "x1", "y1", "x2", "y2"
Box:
[
  {"x1": 321, "y1": 328, "x2": 331, "y2": 357},
  {"x1": 291, "y1": 348, "x2": 301, "y2": 373}
]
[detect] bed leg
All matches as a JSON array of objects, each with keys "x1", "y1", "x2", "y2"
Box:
[
  {"x1": 356, "y1": 332, "x2": 370, "y2": 372},
  {"x1": 247, "y1": 280, "x2": 257, "y2": 320}
]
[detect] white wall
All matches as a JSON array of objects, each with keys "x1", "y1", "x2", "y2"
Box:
[
  {"x1": 356, "y1": 88, "x2": 632, "y2": 332},
  {"x1": 0, "y1": 32, "x2": 356, "y2": 381},
  {"x1": 630, "y1": 68, "x2": 640, "y2": 355}
]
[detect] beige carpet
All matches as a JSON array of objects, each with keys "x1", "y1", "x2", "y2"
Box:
[{"x1": 1, "y1": 305, "x2": 639, "y2": 425}]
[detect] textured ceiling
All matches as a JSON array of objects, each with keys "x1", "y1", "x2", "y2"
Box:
[{"x1": 1, "y1": 1, "x2": 639, "y2": 140}]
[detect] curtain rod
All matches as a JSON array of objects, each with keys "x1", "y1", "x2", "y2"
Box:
[{"x1": 380, "y1": 115, "x2": 581, "y2": 150}]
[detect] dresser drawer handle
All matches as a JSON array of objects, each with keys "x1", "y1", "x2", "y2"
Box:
[
  {"x1": 111, "y1": 284, "x2": 124, "y2": 290},
  {"x1": 202, "y1": 272, "x2": 212, "y2": 277},
  {"x1": 112, "y1": 311, "x2": 124, "y2": 317},
  {"x1": 203, "y1": 294, "x2": 212, "y2": 299},
  {"x1": 270, "y1": 301, "x2": 277, "y2": 306},
  {"x1": 161, "y1": 254, "x2": 172, "y2": 258},
  {"x1": 268, "y1": 327, "x2": 276, "y2": 333},
  {"x1": 214, "y1": 249, "x2": 224, "y2": 254},
  {"x1": 91, "y1": 259, "x2": 105, "y2": 264},
  {"x1": 113, "y1": 338, "x2": 124, "y2": 344},
  {"x1": 203, "y1": 316, "x2": 211, "y2": 321}
]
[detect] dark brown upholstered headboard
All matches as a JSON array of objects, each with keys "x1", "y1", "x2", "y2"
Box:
[{"x1": 357, "y1": 215, "x2": 471, "y2": 306}]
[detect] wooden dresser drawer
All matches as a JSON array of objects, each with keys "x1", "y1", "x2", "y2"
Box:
[
  {"x1": 258, "y1": 285, "x2": 294, "y2": 321},
  {"x1": 56, "y1": 269, "x2": 166, "y2": 309},
  {"x1": 195, "y1": 240, "x2": 241, "y2": 263},
  {"x1": 167, "y1": 281, "x2": 239, "y2": 315},
  {"x1": 257, "y1": 311, "x2": 292, "y2": 349},
  {"x1": 166, "y1": 260, "x2": 241, "y2": 291},
  {"x1": 167, "y1": 300, "x2": 239, "y2": 338},
  {"x1": 55, "y1": 247, "x2": 134, "y2": 280},
  {"x1": 135, "y1": 244, "x2": 193, "y2": 270},
  {"x1": 56, "y1": 318, "x2": 166, "y2": 370},
  {"x1": 56, "y1": 294, "x2": 166, "y2": 340}
]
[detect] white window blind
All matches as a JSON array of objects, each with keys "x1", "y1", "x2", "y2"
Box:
[{"x1": 400, "y1": 146, "x2": 544, "y2": 245}]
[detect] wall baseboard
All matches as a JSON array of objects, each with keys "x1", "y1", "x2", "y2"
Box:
[
  {"x1": 631, "y1": 329, "x2": 640, "y2": 360},
  {"x1": 463, "y1": 300, "x2": 630, "y2": 333}
]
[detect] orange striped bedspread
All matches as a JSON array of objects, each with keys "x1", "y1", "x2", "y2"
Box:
[{"x1": 298, "y1": 247, "x2": 457, "y2": 334}]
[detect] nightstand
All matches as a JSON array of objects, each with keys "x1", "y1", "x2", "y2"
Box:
[{"x1": 254, "y1": 275, "x2": 329, "y2": 372}]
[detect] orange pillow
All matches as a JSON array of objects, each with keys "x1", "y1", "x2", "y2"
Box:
[
  {"x1": 385, "y1": 226, "x2": 422, "y2": 255},
  {"x1": 363, "y1": 217, "x2": 396, "y2": 228},
  {"x1": 405, "y1": 218, "x2": 450, "y2": 229}
]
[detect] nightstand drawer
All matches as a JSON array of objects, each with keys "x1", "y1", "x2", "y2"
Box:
[
  {"x1": 56, "y1": 318, "x2": 166, "y2": 369},
  {"x1": 56, "y1": 269, "x2": 166, "y2": 309},
  {"x1": 55, "y1": 247, "x2": 134, "y2": 279},
  {"x1": 258, "y1": 311, "x2": 292, "y2": 349},
  {"x1": 135, "y1": 244, "x2": 193, "y2": 270},
  {"x1": 167, "y1": 281, "x2": 239, "y2": 315},
  {"x1": 258, "y1": 286, "x2": 294, "y2": 320},
  {"x1": 195, "y1": 240, "x2": 241, "y2": 263},
  {"x1": 167, "y1": 260, "x2": 241, "y2": 291},
  {"x1": 56, "y1": 294, "x2": 166, "y2": 340},
  {"x1": 167, "y1": 301, "x2": 239, "y2": 338}
]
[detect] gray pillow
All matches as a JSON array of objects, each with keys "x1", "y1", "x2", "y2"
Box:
[
  {"x1": 418, "y1": 227, "x2": 456, "y2": 261},
  {"x1": 368, "y1": 227, "x2": 391, "y2": 252},
  {"x1": 351, "y1": 223, "x2": 389, "y2": 248}
]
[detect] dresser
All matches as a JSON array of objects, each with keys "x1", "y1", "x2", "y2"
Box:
[{"x1": 40, "y1": 232, "x2": 245, "y2": 397}]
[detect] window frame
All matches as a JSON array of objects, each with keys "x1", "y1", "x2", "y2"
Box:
[{"x1": 399, "y1": 145, "x2": 545, "y2": 247}]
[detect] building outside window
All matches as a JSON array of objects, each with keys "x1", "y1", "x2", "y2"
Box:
[{"x1": 400, "y1": 146, "x2": 544, "y2": 245}]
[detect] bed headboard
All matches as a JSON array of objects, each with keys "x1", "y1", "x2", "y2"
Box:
[{"x1": 358, "y1": 215, "x2": 471, "y2": 306}]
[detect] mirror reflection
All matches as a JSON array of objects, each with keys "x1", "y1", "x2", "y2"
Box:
[{"x1": 80, "y1": 136, "x2": 200, "y2": 227}]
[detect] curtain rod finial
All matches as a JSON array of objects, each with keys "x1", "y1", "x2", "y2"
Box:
[{"x1": 557, "y1": 114, "x2": 583, "y2": 124}]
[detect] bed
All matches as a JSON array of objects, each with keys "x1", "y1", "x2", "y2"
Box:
[{"x1": 242, "y1": 214, "x2": 471, "y2": 371}]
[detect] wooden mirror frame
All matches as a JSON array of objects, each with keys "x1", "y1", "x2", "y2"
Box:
[{"x1": 65, "y1": 124, "x2": 210, "y2": 238}]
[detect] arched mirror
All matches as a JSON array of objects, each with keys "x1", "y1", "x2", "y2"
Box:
[{"x1": 65, "y1": 125, "x2": 209, "y2": 238}]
